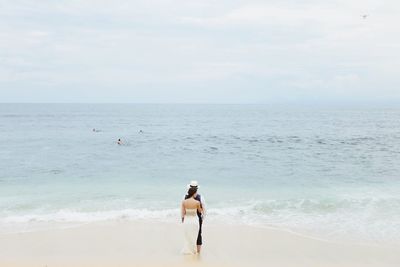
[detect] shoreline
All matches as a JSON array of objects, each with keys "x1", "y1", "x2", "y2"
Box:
[
  {"x1": 1, "y1": 220, "x2": 399, "y2": 267},
  {"x1": 1, "y1": 218, "x2": 398, "y2": 249}
]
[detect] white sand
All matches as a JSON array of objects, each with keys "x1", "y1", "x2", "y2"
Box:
[{"x1": 0, "y1": 220, "x2": 399, "y2": 267}]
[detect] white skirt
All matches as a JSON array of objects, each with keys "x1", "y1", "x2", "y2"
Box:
[{"x1": 182, "y1": 210, "x2": 199, "y2": 255}]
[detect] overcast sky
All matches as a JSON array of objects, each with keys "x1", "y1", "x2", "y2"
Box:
[{"x1": 0, "y1": 0, "x2": 399, "y2": 104}]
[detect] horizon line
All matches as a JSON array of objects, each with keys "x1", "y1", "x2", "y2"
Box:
[{"x1": 0, "y1": 102, "x2": 399, "y2": 108}]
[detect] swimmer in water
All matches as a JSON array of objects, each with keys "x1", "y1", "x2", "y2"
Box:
[
  {"x1": 139, "y1": 130, "x2": 143, "y2": 133},
  {"x1": 117, "y1": 138, "x2": 122, "y2": 145}
]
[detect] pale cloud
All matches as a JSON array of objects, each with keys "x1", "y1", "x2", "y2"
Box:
[{"x1": 0, "y1": 0, "x2": 399, "y2": 104}]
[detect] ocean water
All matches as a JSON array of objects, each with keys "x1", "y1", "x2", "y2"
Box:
[{"x1": 1, "y1": 104, "x2": 400, "y2": 245}]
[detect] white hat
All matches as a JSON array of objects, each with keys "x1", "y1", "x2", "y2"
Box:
[{"x1": 187, "y1": 180, "x2": 200, "y2": 189}]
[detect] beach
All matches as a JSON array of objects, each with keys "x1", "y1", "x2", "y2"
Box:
[
  {"x1": 1, "y1": 220, "x2": 399, "y2": 267},
  {"x1": 2, "y1": 0, "x2": 400, "y2": 264},
  {"x1": 1, "y1": 104, "x2": 400, "y2": 266}
]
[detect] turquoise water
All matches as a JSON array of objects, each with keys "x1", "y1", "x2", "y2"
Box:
[{"x1": 1, "y1": 104, "x2": 400, "y2": 244}]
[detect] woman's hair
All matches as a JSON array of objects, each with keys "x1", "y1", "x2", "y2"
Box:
[{"x1": 187, "y1": 187, "x2": 197, "y2": 198}]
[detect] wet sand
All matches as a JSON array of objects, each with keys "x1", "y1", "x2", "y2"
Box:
[{"x1": 1, "y1": 220, "x2": 399, "y2": 267}]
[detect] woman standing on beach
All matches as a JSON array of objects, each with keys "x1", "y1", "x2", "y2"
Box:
[{"x1": 181, "y1": 187, "x2": 203, "y2": 255}]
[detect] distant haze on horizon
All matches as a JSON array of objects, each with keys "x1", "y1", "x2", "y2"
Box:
[{"x1": 0, "y1": 0, "x2": 399, "y2": 105}]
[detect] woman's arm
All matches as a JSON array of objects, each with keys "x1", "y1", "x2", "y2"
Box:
[
  {"x1": 200, "y1": 197, "x2": 206, "y2": 218},
  {"x1": 181, "y1": 201, "x2": 186, "y2": 223}
]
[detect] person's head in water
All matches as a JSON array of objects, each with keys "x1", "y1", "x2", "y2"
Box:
[{"x1": 187, "y1": 187, "x2": 197, "y2": 198}]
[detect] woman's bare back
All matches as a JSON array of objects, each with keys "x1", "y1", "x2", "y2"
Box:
[{"x1": 183, "y1": 198, "x2": 200, "y2": 210}]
